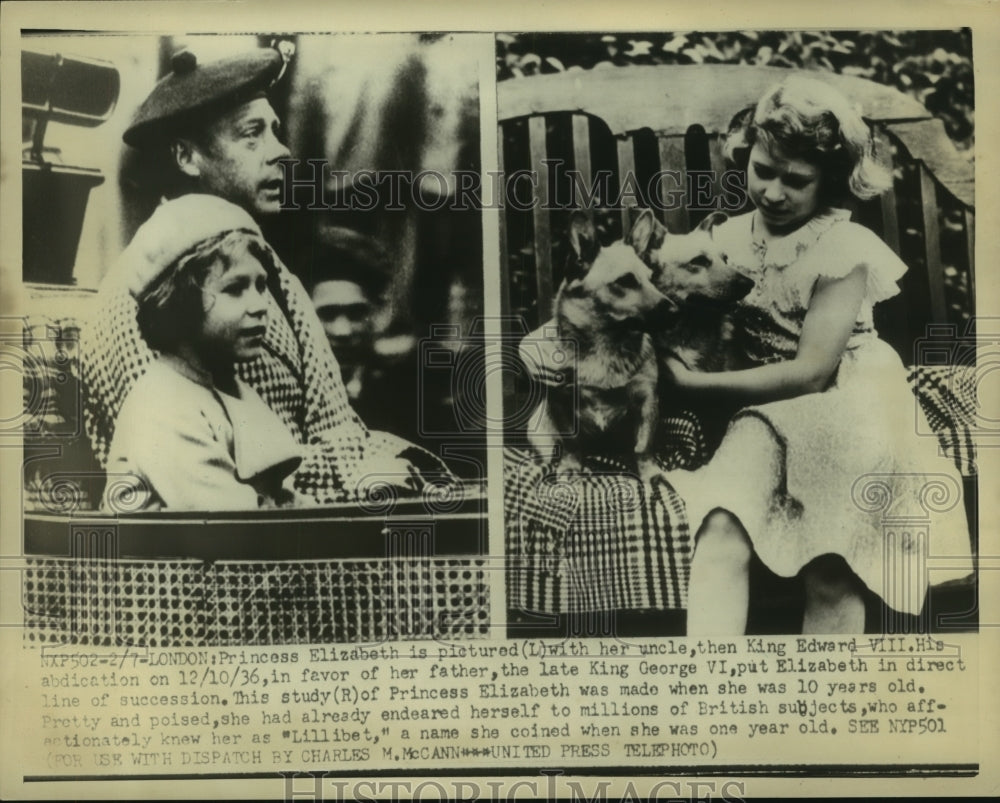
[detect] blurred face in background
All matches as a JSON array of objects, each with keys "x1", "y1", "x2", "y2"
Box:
[{"x1": 311, "y1": 279, "x2": 375, "y2": 365}]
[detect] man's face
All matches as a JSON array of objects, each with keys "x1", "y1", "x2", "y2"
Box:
[
  {"x1": 311, "y1": 279, "x2": 375, "y2": 362},
  {"x1": 185, "y1": 97, "x2": 291, "y2": 218}
]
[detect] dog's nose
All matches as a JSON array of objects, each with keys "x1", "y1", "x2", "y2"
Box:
[
  {"x1": 735, "y1": 272, "x2": 755, "y2": 298},
  {"x1": 650, "y1": 295, "x2": 680, "y2": 327}
]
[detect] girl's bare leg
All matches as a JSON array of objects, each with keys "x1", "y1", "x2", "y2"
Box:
[
  {"x1": 670, "y1": 416, "x2": 783, "y2": 636},
  {"x1": 686, "y1": 510, "x2": 753, "y2": 635},
  {"x1": 800, "y1": 556, "x2": 866, "y2": 634}
]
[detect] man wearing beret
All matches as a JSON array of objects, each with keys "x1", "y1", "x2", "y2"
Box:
[
  {"x1": 82, "y1": 46, "x2": 427, "y2": 505},
  {"x1": 123, "y1": 48, "x2": 290, "y2": 219}
]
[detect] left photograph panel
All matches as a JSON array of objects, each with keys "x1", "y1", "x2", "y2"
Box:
[{"x1": 17, "y1": 32, "x2": 490, "y2": 646}]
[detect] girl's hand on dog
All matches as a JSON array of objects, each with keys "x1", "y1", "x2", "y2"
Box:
[{"x1": 662, "y1": 355, "x2": 696, "y2": 392}]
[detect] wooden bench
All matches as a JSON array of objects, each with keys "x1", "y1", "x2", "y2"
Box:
[
  {"x1": 498, "y1": 65, "x2": 978, "y2": 634},
  {"x1": 497, "y1": 63, "x2": 978, "y2": 507},
  {"x1": 498, "y1": 64, "x2": 974, "y2": 366}
]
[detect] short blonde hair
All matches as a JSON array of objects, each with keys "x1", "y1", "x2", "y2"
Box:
[{"x1": 734, "y1": 76, "x2": 892, "y2": 202}]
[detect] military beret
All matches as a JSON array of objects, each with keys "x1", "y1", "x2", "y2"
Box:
[
  {"x1": 120, "y1": 194, "x2": 265, "y2": 297},
  {"x1": 123, "y1": 48, "x2": 285, "y2": 148}
]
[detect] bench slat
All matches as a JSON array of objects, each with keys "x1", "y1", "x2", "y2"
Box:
[
  {"x1": 707, "y1": 133, "x2": 726, "y2": 175},
  {"x1": 919, "y1": 163, "x2": 947, "y2": 323},
  {"x1": 875, "y1": 128, "x2": 902, "y2": 256},
  {"x1": 657, "y1": 135, "x2": 689, "y2": 232},
  {"x1": 706, "y1": 133, "x2": 727, "y2": 219},
  {"x1": 616, "y1": 135, "x2": 637, "y2": 234},
  {"x1": 572, "y1": 113, "x2": 593, "y2": 218},
  {"x1": 528, "y1": 115, "x2": 554, "y2": 317},
  {"x1": 964, "y1": 208, "x2": 976, "y2": 305},
  {"x1": 498, "y1": 122, "x2": 512, "y2": 329}
]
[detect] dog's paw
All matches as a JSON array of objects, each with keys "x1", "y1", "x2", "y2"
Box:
[
  {"x1": 636, "y1": 455, "x2": 662, "y2": 484},
  {"x1": 556, "y1": 452, "x2": 584, "y2": 475}
]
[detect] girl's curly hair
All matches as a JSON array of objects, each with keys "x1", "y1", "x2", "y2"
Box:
[
  {"x1": 136, "y1": 230, "x2": 280, "y2": 354},
  {"x1": 724, "y1": 76, "x2": 892, "y2": 204}
]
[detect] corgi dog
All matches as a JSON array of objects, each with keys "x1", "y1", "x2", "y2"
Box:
[
  {"x1": 522, "y1": 211, "x2": 676, "y2": 477},
  {"x1": 626, "y1": 209, "x2": 754, "y2": 373}
]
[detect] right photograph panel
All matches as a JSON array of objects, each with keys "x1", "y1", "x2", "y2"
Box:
[{"x1": 497, "y1": 30, "x2": 978, "y2": 640}]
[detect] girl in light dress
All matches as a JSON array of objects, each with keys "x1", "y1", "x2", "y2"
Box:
[{"x1": 665, "y1": 77, "x2": 973, "y2": 634}]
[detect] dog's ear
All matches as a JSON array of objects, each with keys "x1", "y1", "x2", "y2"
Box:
[
  {"x1": 626, "y1": 209, "x2": 656, "y2": 257},
  {"x1": 696, "y1": 210, "x2": 729, "y2": 234},
  {"x1": 567, "y1": 211, "x2": 600, "y2": 270}
]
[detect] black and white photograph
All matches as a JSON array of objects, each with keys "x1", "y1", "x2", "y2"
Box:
[
  {"x1": 1, "y1": 2, "x2": 998, "y2": 800},
  {"x1": 500, "y1": 30, "x2": 979, "y2": 638},
  {"x1": 17, "y1": 31, "x2": 490, "y2": 647}
]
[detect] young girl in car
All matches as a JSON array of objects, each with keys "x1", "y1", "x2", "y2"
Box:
[{"x1": 102, "y1": 194, "x2": 302, "y2": 511}]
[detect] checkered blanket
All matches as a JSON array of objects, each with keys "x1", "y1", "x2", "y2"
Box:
[
  {"x1": 79, "y1": 244, "x2": 418, "y2": 504},
  {"x1": 907, "y1": 364, "x2": 979, "y2": 477},
  {"x1": 505, "y1": 448, "x2": 694, "y2": 614},
  {"x1": 505, "y1": 366, "x2": 979, "y2": 614}
]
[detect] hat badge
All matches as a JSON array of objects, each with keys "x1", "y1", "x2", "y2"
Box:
[{"x1": 171, "y1": 50, "x2": 197, "y2": 75}]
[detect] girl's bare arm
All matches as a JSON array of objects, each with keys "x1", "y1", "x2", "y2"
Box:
[{"x1": 669, "y1": 264, "x2": 867, "y2": 404}]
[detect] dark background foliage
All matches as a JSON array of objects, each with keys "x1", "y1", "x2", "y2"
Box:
[{"x1": 497, "y1": 30, "x2": 974, "y2": 155}]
